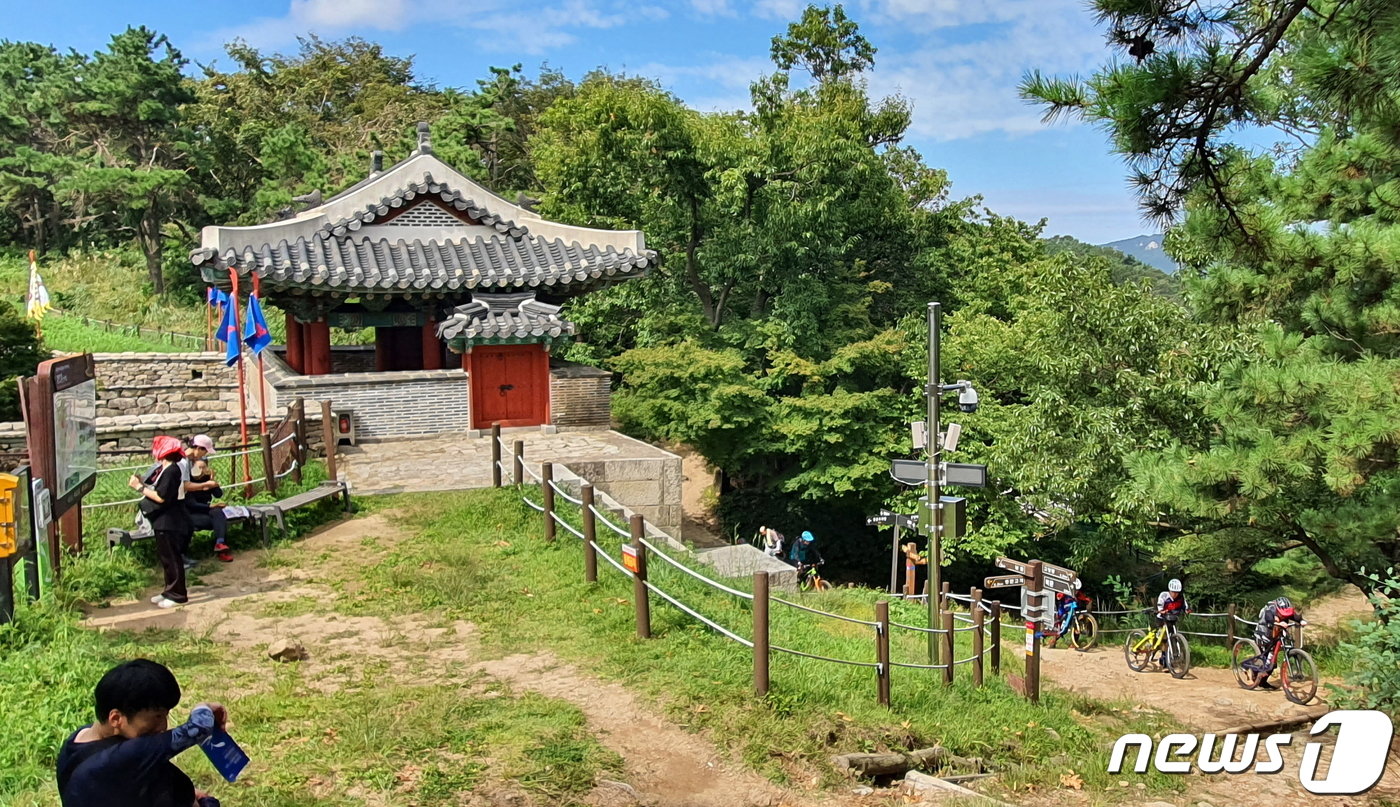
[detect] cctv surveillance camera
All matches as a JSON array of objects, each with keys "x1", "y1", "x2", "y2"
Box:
[{"x1": 957, "y1": 383, "x2": 979, "y2": 413}]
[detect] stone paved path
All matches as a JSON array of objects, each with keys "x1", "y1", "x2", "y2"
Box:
[{"x1": 339, "y1": 427, "x2": 674, "y2": 495}]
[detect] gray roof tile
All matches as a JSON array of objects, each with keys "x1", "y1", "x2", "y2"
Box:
[{"x1": 437, "y1": 292, "x2": 576, "y2": 344}]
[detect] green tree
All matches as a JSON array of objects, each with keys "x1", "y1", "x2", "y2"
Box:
[
  {"x1": 1024, "y1": 0, "x2": 1400, "y2": 603},
  {"x1": 770, "y1": 4, "x2": 876, "y2": 83},
  {"x1": 60, "y1": 27, "x2": 203, "y2": 294},
  {"x1": 0, "y1": 300, "x2": 45, "y2": 421},
  {"x1": 0, "y1": 42, "x2": 83, "y2": 253}
]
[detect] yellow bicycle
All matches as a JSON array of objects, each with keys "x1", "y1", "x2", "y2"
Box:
[{"x1": 1123, "y1": 611, "x2": 1191, "y2": 678}]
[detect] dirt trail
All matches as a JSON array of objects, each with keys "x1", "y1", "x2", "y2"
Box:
[
  {"x1": 84, "y1": 514, "x2": 886, "y2": 807},
  {"x1": 1037, "y1": 639, "x2": 1400, "y2": 807}
]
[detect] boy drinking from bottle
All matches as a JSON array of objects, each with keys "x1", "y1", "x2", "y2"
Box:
[{"x1": 56, "y1": 659, "x2": 227, "y2": 807}]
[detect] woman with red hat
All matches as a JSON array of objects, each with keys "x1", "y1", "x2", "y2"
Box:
[{"x1": 128, "y1": 436, "x2": 192, "y2": 608}]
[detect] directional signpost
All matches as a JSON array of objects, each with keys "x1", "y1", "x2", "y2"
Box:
[
  {"x1": 983, "y1": 574, "x2": 1025, "y2": 589},
  {"x1": 867, "y1": 509, "x2": 920, "y2": 594},
  {"x1": 992, "y1": 556, "x2": 1080, "y2": 704}
]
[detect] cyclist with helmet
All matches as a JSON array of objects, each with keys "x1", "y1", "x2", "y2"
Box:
[
  {"x1": 1155, "y1": 579, "x2": 1190, "y2": 665},
  {"x1": 1047, "y1": 579, "x2": 1091, "y2": 647},
  {"x1": 788, "y1": 531, "x2": 824, "y2": 584},
  {"x1": 1247, "y1": 597, "x2": 1308, "y2": 689}
]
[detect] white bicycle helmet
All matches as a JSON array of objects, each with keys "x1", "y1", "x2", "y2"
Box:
[
  {"x1": 1168, "y1": 578, "x2": 1182, "y2": 593},
  {"x1": 1073, "y1": 578, "x2": 1082, "y2": 591}
]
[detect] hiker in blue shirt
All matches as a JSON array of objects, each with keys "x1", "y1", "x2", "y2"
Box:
[
  {"x1": 788, "y1": 530, "x2": 823, "y2": 566},
  {"x1": 56, "y1": 659, "x2": 227, "y2": 807}
]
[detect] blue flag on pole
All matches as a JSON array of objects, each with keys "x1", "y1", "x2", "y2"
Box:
[
  {"x1": 206, "y1": 287, "x2": 228, "y2": 308},
  {"x1": 216, "y1": 298, "x2": 241, "y2": 366},
  {"x1": 243, "y1": 293, "x2": 272, "y2": 355}
]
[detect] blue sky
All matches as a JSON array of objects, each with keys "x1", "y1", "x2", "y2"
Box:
[{"x1": 6, "y1": 0, "x2": 1158, "y2": 244}]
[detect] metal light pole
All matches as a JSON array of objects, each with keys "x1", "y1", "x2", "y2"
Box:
[{"x1": 926, "y1": 302, "x2": 943, "y2": 666}]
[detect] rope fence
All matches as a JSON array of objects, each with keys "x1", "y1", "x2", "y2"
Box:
[{"x1": 491, "y1": 430, "x2": 1016, "y2": 707}]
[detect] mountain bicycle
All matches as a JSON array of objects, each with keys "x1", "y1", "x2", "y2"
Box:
[
  {"x1": 1231, "y1": 623, "x2": 1317, "y2": 705},
  {"x1": 1124, "y1": 611, "x2": 1190, "y2": 678},
  {"x1": 1053, "y1": 598, "x2": 1099, "y2": 650},
  {"x1": 796, "y1": 561, "x2": 832, "y2": 592}
]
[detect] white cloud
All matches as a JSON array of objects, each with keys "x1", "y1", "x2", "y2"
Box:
[
  {"x1": 862, "y1": 0, "x2": 1107, "y2": 140},
  {"x1": 207, "y1": 0, "x2": 653, "y2": 55},
  {"x1": 689, "y1": 0, "x2": 736, "y2": 16}
]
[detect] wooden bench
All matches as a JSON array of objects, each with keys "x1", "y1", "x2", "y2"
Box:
[
  {"x1": 106, "y1": 508, "x2": 265, "y2": 549},
  {"x1": 248, "y1": 480, "x2": 352, "y2": 544}
]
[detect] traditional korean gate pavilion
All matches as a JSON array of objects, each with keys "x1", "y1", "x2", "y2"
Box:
[{"x1": 191, "y1": 124, "x2": 653, "y2": 430}]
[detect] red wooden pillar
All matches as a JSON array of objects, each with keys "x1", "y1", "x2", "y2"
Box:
[
  {"x1": 306, "y1": 319, "x2": 331, "y2": 375},
  {"x1": 422, "y1": 319, "x2": 442, "y2": 370},
  {"x1": 374, "y1": 327, "x2": 392, "y2": 372},
  {"x1": 285, "y1": 314, "x2": 305, "y2": 373}
]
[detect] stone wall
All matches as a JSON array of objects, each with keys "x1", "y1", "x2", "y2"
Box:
[
  {"x1": 558, "y1": 434, "x2": 683, "y2": 536},
  {"x1": 0, "y1": 411, "x2": 325, "y2": 455},
  {"x1": 550, "y1": 360, "x2": 612, "y2": 428},
  {"x1": 260, "y1": 352, "x2": 471, "y2": 441},
  {"x1": 93, "y1": 353, "x2": 242, "y2": 418}
]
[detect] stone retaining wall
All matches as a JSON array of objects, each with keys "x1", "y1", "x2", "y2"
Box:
[
  {"x1": 555, "y1": 433, "x2": 683, "y2": 536},
  {"x1": 0, "y1": 411, "x2": 325, "y2": 455}
]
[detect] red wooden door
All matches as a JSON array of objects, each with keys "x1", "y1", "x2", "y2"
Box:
[{"x1": 470, "y1": 345, "x2": 549, "y2": 428}]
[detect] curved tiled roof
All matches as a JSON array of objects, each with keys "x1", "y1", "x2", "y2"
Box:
[
  {"x1": 196, "y1": 234, "x2": 652, "y2": 293},
  {"x1": 317, "y1": 174, "x2": 529, "y2": 240},
  {"x1": 438, "y1": 292, "x2": 575, "y2": 343}
]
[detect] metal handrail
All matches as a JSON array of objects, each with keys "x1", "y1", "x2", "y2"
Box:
[
  {"x1": 520, "y1": 462, "x2": 542, "y2": 483},
  {"x1": 522, "y1": 495, "x2": 545, "y2": 512},
  {"x1": 887, "y1": 659, "x2": 951, "y2": 671},
  {"x1": 889, "y1": 620, "x2": 948, "y2": 635}
]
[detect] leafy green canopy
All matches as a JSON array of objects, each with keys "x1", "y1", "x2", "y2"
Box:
[{"x1": 1025, "y1": 0, "x2": 1400, "y2": 601}]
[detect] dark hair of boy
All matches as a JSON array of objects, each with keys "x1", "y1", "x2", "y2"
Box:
[{"x1": 94, "y1": 660, "x2": 180, "y2": 723}]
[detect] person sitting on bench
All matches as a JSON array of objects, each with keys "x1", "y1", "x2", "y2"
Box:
[{"x1": 186, "y1": 457, "x2": 233, "y2": 563}]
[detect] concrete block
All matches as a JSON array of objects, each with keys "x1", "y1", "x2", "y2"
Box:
[
  {"x1": 606, "y1": 459, "x2": 666, "y2": 482},
  {"x1": 697, "y1": 545, "x2": 797, "y2": 588},
  {"x1": 602, "y1": 480, "x2": 662, "y2": 506}
]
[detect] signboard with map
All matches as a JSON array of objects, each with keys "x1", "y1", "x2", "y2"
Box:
[{"x1": 34, "y1": 354, "x2": 97, "y2": 516}]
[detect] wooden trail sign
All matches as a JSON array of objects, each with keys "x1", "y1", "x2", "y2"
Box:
[{"x1": 983, "y1": 574, "x2": 1025, "y2": 589}]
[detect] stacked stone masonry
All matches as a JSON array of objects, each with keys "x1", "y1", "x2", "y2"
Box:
[{"x1": 2, "y1": 349, "x2": 613, "y2": 449}]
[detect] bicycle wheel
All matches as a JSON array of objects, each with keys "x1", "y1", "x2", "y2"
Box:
[
  {"x1": 812, "y1": 577, "x2": 832, "y2": 592},
  {"x1": 1281, "y1": 649, "x2": 1319, "y2": 705},
  {"x1": 1069, "y1": 613, "x2": 1099, "y2": 650},
  {"x1": 1124, "y1": 630, "x2": 1153, "y2": 672},
  {"x1": 1232, "y1": 639, "x2": 1261, "y2": 689},
  {"x1": 1166, "y1": 633, "x2": 1191, "y2": 678}
]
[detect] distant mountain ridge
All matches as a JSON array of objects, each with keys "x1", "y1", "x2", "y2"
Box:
[{"x1": 1100, "y1": 234, "x2": 1179, "y2": 274}]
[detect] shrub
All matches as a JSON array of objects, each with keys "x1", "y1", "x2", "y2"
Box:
[{"x1": 1332, "y1": 569, "x2": 1399, "y2": 712}]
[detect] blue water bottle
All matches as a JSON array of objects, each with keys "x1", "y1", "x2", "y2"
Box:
[{"x1": 201, "y1": 728, "x2": 250, "y2": 783}]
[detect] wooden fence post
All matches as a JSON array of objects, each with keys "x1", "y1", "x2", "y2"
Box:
[
  {"x1": 581, "y1": 484, "x2": 598, "y2": 583},
  {"x1": 942, "y1": 608, "x2": 955, "y2": 686},
  {"x1": 971, "y1": 588, "x2": 985, "y2": 687},
  {"x1": 754, "y1": 571, "x2": 770, "y2": 697},
  {"x1": 291, "y1": 397, "x2": 305, "y2": 484},
  {"x1": 541, "y1": 462, "x2": 556, "y2": 542},
  {"x1": 320, "y1": 400, "x2": 337, "y2": 481},
  {"x1": 990, "y1": 601, "x2": 1002, "y2": 675},
  {"x1": 490, "y1": 424, "x2": 502, "y2": 488},
  {"x1": 513, "y1": 440, "x2": 524, "y2": 487},
  {"x1": 260, "y1": 433, "x2": 277, "y2": 496},
  {"x1": 1226, "y1": 603, "x2": 1236, "y2": 648},
  {"x1": 876, "y1": 600, "x2": 891, "y2": 707},
  {"x1": 631, "y1": 515, "x2": 650, "y2": 639}
]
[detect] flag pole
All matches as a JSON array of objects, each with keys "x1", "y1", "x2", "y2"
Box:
[
  {"x1": 228, "y1": 269, "x2": 251, "y2": 487},
  {"x1": 253, "y1": 275, "x2": 268, "y2": 436},
  {"x1": 206, "y1": 289, "x2": 213, "y2": 351}
]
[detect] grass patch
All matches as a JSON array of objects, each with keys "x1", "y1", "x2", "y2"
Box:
[
  {"x1": 0, "y1": 602, "x2": 620, "y2": 807},
  {"x1": 351, "y1": 487, "x2": 1181, "y2": 800}
]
